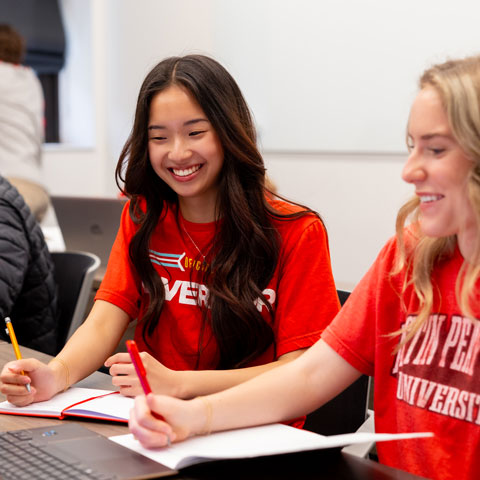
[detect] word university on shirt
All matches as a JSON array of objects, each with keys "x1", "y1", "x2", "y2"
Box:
[{"x1": 392, "y1": 313, "x2": 480, "y2": 425}]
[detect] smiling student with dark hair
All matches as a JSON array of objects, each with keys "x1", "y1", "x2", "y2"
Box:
[{"x1": 0, "y1": 55, "x2": 339, "y2": 423}]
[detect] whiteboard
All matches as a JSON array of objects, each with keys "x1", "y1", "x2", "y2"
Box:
[{"x1": 212, "y1": 0, "x2": 480, "y2": 152}]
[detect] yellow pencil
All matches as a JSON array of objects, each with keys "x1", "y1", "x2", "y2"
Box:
[{"x1": 4, "y1": 317, "x2": 31, "y2": 392}]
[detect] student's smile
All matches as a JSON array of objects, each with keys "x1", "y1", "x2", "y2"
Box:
[
  {"x1": 417, "y1": 193, "x2": 444, "y2": 213},
  {"x1": 169, "y1": 163, "x2": 203, "y2": 180}
]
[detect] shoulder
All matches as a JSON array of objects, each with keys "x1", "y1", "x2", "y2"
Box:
[
  {"x1": 266, "y1": 195, "x2": 312, "y2": 215},
  {"x1": 0, "y1": 177, "x2": 49, "y2": 279},
  {"x1": 125, "y1": 197, "x2": 176, "y2": 220},
  {"x1": 267, "y1": 196, "x2": 325, "y2": 238},
  {"x1": 121, "y1": 196, "x2": 176, "y2": 232},
  {"x1": 0, "y1": 61, "x2": 16, "y2": 80},
  {"x1": 0, "y1": 175, "x2": 17, "y2": 201},
  {"x1": 376, "y1": 224, "x2": 421, "y2": 271},
  {"x1": 372, "y1": 233, "x2": 403, "y2": 272},
  {"x1": 362, "y1": 229, "x2": 419, "y2": 291},
  {"x1": 267, "y1": 196, "x2": 320, "y2": 225},
  {"x1": 0, "y1": 177, "x2": 28, "y2": 224},
  {"x1": 0, "y1": 62, "x2": 42, "y2": 96},
  {"x1": 264, "y1": 198, "x2": 332, "y2": 262}
]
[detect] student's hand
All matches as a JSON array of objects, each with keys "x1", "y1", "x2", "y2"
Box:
[
  {"x1": 105, "y1": 352, "x2": 180, "y2": 397},
  {"x1": 0, "y1": 359, "x2": 61, "y2": 406},
  {"x1": 129, "y1": 393, "x2": 205, "y2": 448}
]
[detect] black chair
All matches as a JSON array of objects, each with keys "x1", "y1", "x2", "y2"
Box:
[
  {"x1": 303, "y1": 289, "x2": 370, "y2": 437},
  {"x1": 51, "y1": 251, "x2": 101, "y2": 352},
  {"x1": 336, "y1": 288, "x2": 351, "y2": 307}
]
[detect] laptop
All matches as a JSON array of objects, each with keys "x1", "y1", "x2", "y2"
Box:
[
  {"x1": 0, "y1": 423, "x2": 176, "y2": 479},
  {"x1": 51, "y1": 195, "x2": 127, "y2": 275}
]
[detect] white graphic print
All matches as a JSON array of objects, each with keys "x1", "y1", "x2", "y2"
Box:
[
  {"x1": 392, "y1": 314, "x2": 480, "y2": 424},
  {"x1": 160, "y1": 277, "x2": 276, "y2": 312},
  {"x1": 150, "y1": 250, "x2": 277, "y2": 312}
]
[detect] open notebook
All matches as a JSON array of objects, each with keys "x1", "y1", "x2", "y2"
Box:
[
  {"x1": 0, "y1": 387, "x2": 131, "y2": 423},
  {"x1": 110, "y1": 424, "x2": 434, "y2": 470}
]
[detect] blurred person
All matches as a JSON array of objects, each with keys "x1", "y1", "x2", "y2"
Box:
[
  {"x1": 0, "y1": 24, "x2": 49, "y2": 222},
  {"x1": 0, "y1": 175, "x2": 58, "y2": 354}
]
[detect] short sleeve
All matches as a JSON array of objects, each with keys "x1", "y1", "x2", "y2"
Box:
[
  {"x1": 273, "y1": 217, "x2": 340, "y2": 358},
  {"x1": 321, "y1": 235, "x2": 403, "y2": 376},
  {"x1": 95, "y1": 202, "x2": 141, "y2": 319}
]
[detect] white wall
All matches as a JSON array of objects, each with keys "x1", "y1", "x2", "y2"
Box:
[
  {"x1": 264, "y1": 152, "x2": 411, "y2": 289},
  {"x1": 214, "y1": 0, "x2": 480, "y2": 153},
  {"x1": 42, "y1": 0, "x2": 476, "y2": 288}
]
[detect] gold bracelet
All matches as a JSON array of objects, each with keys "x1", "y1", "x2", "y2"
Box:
[
  {"x1": 50, "y1": 357, "x2": 70, "y2": 392},
  {"x1": 197, "y1": 396, "x2": 213, "y2": 435}
]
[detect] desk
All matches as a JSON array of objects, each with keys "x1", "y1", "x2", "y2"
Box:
[
  {"x1": 0, "y1": 342, "x2": 425, "y2": 479},
  {"x1": 0, "y1": 341, "x2": 125, "y2": 438}
]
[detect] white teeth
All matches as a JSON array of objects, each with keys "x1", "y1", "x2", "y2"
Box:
[
  {"x1": 172, "y1": 165, "x2": 201, "y2": 177},
  {"x1": 419, "y1": 195, "x2": 442, "y2": 203}
]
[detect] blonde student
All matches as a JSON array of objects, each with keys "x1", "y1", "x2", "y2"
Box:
[
  {"x1": 127, "y1": 55, "x2": 480, "y2": 480},
  {"x1": 0, "y1": 55, "x2": 339, "y2": 426}
]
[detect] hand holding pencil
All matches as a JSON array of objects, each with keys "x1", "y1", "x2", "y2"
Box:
[
  {"x1": 1, "y1": 317, "x2": 62, "y2": 406},
  {"x1": 4, "y1": 317, "x2": 30, "y2": 392}
]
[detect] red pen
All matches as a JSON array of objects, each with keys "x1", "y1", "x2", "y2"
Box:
[{"x1": 126, "y1": 340, "x2": 166, "y2": 421}]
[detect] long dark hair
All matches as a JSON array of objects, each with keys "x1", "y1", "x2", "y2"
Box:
[{"x1": 116, "y1": 55, "x2": 315, "y2": 369}]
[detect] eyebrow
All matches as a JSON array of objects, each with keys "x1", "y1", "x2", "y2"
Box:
[
  {"x1": 422, "y1": 133, "x2": 453, "y2": 140},
  {"x1": 407, "y1": 132, "x2": 453, "y2": 141},
  {"x1": 148, "y1": 118, "x2": 209, "y2": 130}
]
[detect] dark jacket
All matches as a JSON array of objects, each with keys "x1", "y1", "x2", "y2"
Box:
[{"x1": 0, "y1": 176, "x2": 58, "y2": 354}]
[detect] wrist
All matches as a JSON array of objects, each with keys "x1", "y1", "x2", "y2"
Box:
[
  {"x1": 174, "y1": 370, "x2": 192, "y2": 399},
  {"x1": 48, "y1": 357, "x2": 70, "y2": 393},
  {"x1": 190, "y1": 396, "x2": 213, "y2": 436}
]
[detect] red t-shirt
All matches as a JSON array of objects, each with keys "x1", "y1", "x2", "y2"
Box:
[
  {"x1": 96, "y1": 198, "x2": 339, "y2": 371},
  {"x1": 322, "y1": 232, "x2": 480, "y2": 480}
]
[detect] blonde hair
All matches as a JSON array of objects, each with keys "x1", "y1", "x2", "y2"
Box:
[{"x1": 395, "y1": 55, "x2": 480, "y2": 344}]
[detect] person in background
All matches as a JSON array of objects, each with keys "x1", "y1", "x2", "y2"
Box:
[
  {"x1": 0, "y1": 55, "x2": 339, "y2": 425},
  {"x1": 126, "y1": 55, "x2": 480, "y2": 480},
  {"x1": 0, "y1": 24, "x2": 49, "y2": 223},
  {"x1": 0, "y1": 175, "x2": 58, "y2": 354}
]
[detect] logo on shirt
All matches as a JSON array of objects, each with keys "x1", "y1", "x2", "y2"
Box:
[
  {"x1": 149, "y1": 250, "x2": 210, "y2": 272},
  {"x1": 392, "y1": 313, "x2": 480, "y2": 425},
  {"x1": 149, "y1": 249, "x2": 185, "y2": 271},
  {"x1": 149, "y1": 250, "x2": 276, "y2": 312}
]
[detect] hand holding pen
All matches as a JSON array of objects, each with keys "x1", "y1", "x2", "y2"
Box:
[
  {"x1": 4, "y1": 317, "x2": 31, "y2": 392},
  {"x1": 126, "y1": 340, "x2": 172, "y2": 445}
]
